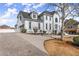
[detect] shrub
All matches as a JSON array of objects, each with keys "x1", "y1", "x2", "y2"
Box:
[
  {"x1": 40, "y1": 30, "x2": 42, "y2": 32},
  {"x1": 21, "y1": 28, "x2": 26, "y2": 33},
  {"x1": 73, "y1": 36, "x2": 79, "y2": 46},
  {"x1": 33, "y1": 27, "x2": 38, "y2": 34},
  {"x1": 58, "y1": 32, "x2": 61, "y2": 35},
  {"x1": 43, "y1": 31, "x2": 46, "y2": 34}
]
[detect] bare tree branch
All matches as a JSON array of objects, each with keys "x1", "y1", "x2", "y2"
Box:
[{"x1": 65, "y1": 8, "x2": 75, "y2": 18}]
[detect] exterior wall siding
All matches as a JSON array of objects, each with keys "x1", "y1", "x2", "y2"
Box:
[
  {"x1": 53, "y1": 13, "x2": 61, "y2": 34},
  {"x1": 24, "y1": 20, "x2": 43, "y2": 33},
  {"x1": 16, "y1": 14, "x2": 23, "y2": 32}
]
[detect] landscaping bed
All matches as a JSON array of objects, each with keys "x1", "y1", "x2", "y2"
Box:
[{"x1": 44, "y1": 37, "x2": 79, "y2": 56}]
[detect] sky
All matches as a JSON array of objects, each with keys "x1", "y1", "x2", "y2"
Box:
[
  {"x1": 0, "y1": 3, "x2": 55, "y2": 27},
  {"x1": 0, "y1": 3, "x2": 79, "y2": 27}
]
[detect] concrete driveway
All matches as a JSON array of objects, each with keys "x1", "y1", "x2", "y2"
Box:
[
  {"x1": 0, "y1": 33, "x2": 47, "y2": 56},
  {"x1": 16, "y1": 33, "x2": 52, "y2": 54}
]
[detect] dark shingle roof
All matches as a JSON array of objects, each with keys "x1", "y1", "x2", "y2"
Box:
[
  {"x1": 38, "y1": 11, "x2": 57, "y2": 18},
  {"x1": 17, "y1": 11, "x2": 43, "y2": 22},
  {"x1": 20, "y1": 11, "x2": 31, "y2": 18}
]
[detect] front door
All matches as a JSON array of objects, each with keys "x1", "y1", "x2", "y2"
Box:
[{"x1": 54, "y1": 30, "x2": 57, "y2": 35}]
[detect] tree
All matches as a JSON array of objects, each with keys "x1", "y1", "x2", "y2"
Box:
[
  {"x1": 47, "y1": 3, "x2": 79, "y2": 40},
  {"x1": 64, "y1": 18, "x2": 77, "y2": 28}
]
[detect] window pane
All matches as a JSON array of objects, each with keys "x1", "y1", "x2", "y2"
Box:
[
  {"x1": 20, "y1": 16, "x2": 21, "y2": 21},
  {"x1": 33, "y1": 14, "x2": 36, "y2": 18},
  {"x1": 38, "y1": 23, "x2": 40, "y2": 29},
  {"x1": 46, "y1": 16, "x2": 47, "y2": 20},
  {"x1": 29, "y1": 22, "x2": 31, "y2": 29},
  {"x1": 50, "y1": 17, "x2": 51, "y2": 21},
  {"x1": 49, "y1": 24, "x2": 51, "y2": 30},
  {"x1": 55, "y1": 24, "x2": 57, "y2": 29},
  {"x1": 55, "y1": 18, "x2": 58, "y2": 22},
  {"x1": 46, "y1": 23, "x2": 48, "y2": 29}
]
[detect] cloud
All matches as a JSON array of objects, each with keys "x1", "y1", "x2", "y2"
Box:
[
  {"x1": 22, "y1": 3, "x2": 46, "y2": 13},
  {"x1": 22, "y1": 3, "x2": 34, "y2": 12},
  {"x1": 8, "y1": 8, "x2": 18, "y2": 14},
  {"x1": 23, "y1": 8, "x2": 31, "y2": 13},
  {"x1": 21, "y1": 3, "x2": 27, "y2": 5},
  {"x1": 73, "y1": 17, "x2": 79, "y2": 21},
  {"x1": 1, "y1": 8, "x2": 18, "y2": 18},
  {"x1": 33, "y1": 3, "x2": 46, "y2": 9},
  {"x1": 0, "y1": 7, "x2": 17, "y2": 26},
  {"x1": 4, "y1": 3, "x2": 13, "y2": 7},
  {"x1": 21, "y1": 3, "x2": 32, "y2": 6},
  {"x1": 6, "y1": 3, "x2": 13, "y2": 6},
  {"x1": 0, "y1": 18, "x2": 15, "y2": 24}
]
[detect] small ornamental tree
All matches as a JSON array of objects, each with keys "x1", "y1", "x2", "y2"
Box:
[
  {"x1": 33, "y1": 27, "x2": 38, "y2": 34},
  {"x1": 73, "y1": 36, "x2": 79, "y2": 46},
  {"x1": 21, "y1": 28, "x2": 26, "y2": 33}
]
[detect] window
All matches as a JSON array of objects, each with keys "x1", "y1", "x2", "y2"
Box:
[
  {"x1": 38, "y1": 23, "x2": 40, "y2": 29},
  {"x1": 55, "y1": 24, "x2": 57, "y2": 29},
  {"x1": 20, "y1": 16, "x2": 21, "y2": 21},
  {"x1": 29, "y1": 22, "x2": 31, "y2": 29},
  {"x1": 68, "y1": 25, "x2": 73, "y2": 28},
  {"x1": 46, "y1": 16, "x2": 48, "y2": 20},
  {"x1": 55, "y1": 18, "x2": 58, "y2": 22},
  {"x1": 55, "y1": 30, "x2": 57, "y2": 34},
  {"x1": 59, "y1": 19, "x2": 60, "y2": 22},
  {"x1": 49, "y1": 24, "x2": 51, "y2": 30},
  {"x1": 33, "y1": 14, "x2": 36, "y2": 18},
  {"x1": 50, "y1": 17, "x2": 51, "y2": 21},
  {"x1": 46, "y1": 23, "x2": 48, "y2": 30},
  {"x1": 59, "y1": 25, "x2": 61, "y2": 30},
  {"x1": 70, "y1": 26, "x2": 72, "y2": 28}
]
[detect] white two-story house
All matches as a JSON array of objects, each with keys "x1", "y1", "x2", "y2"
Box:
[{"x1": 15, "y1": 11, "x2": 61, "y2": 34}]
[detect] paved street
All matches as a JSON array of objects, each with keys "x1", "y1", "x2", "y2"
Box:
[{"x1": 0, "y1": 33, "x2": 47, "y2": 56}]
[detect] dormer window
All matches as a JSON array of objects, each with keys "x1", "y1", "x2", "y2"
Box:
[
  {"x1": 33, "y1": 14, "x2": 36, "y2": 18},
  {"x1": 31, "y1": 11, "x2": 38, "y2": 19}
]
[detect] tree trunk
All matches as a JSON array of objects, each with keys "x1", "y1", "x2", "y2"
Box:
[
  {"x1": 61, "y1": 18, "x2": 64, "y2": 40},
  {"x1": 61, "y1": 4, "x2": 65, "y2": 40}
]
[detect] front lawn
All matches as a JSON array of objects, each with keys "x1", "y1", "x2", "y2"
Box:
[{"x1": 44, "y1": 36, "x2": 79, "y2": 56}]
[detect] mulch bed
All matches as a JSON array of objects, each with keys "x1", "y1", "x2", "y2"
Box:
[{"x1": 44, "y1": 38, "x2": 79, "y2": 56}]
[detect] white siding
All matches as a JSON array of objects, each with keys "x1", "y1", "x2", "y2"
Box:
[
  {"x1": 53, "y1": 13, "x2": 61, "y2": 34},
  {"x1": 24, "y1": 20, "x2": 43, "y2": 33},
  {"x1": 43, "y1": 13, "x2": 61, "y2": 34},
  {"x1": 16, "y1": 14, "x2": 24, "y2": 32},
  {"x1": 43, "y1": 15, "x2": 53, "y2": 34}
]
